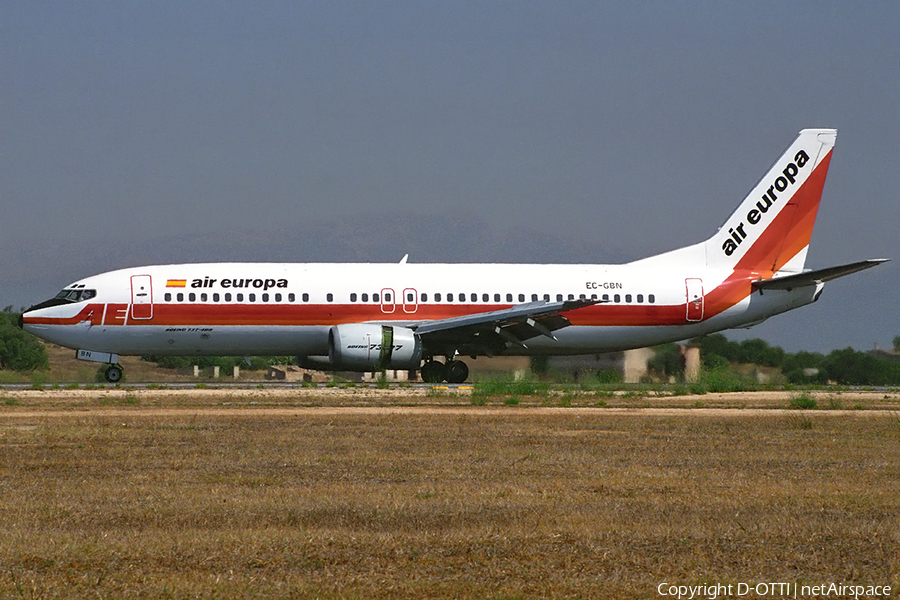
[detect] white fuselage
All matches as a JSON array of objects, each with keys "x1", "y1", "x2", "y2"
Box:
[{"x1": 22, "y1": 261, "x2": 821, "y2": 358}]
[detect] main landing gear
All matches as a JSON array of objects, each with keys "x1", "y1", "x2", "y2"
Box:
[{"x1": 420, "y1": 359, "x2": 469, "y2": 384}]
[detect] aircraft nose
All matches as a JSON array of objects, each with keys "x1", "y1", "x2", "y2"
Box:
[{"x1": 18, "y1": 311, "x2": 25, "y2": 329}]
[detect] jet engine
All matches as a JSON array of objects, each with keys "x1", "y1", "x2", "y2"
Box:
[{"x1": 299, "y1": 324, "x2": 423, "y2": 371}]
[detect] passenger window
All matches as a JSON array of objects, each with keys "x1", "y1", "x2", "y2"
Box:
[
  {"x1": 384, "y1": 293, "x2": 391, "y2": 302},
  {"x1": 165, "y1": 293, "x2": 172, "y2": 302},
  {"x1": 237, "y1": 293, "x2": 244, "y2": 302},
  {"x1": 637, "y1": 294, "x2": 643, "y2": 303},
  {"x1": 362, "y1": 293, "x2": 368, "y2": 302},
  {"x1": 519, "y1": 294, "x2": 525, "y2": 302},
  {"x1": 482, "y1": 293, "x2": 489, "y2": 302},
  {"x1": 274, "y1": 293, "x2": 281, "y2": 302},
  {"x1": 262, "y1": 293, "x2": 269, "y2": 302},
  {"x1": 288, "y1": 293, "x2": 295, "y2": 302},
  {"x1": 213, "y1": 293, "x2": 220, "y2": 302},
  {"x1": 302, "y1": 293, "x2": 309, "y2": 302},
  {"x1": 556, "y1": 294, "x2": 563, "y2": 301},
  {"x1": 614, "y1": 294, "x2": 620, "y2": 303},
  {"x1": 407, "y1": 293, "x2": 414, "y2": 302},
  {"x1": 471, "y1": 293, "x2": 478, "y2": 302},
  {"x1": 249, "y1": 293, "x2": 256, "y2": 302},
  {"x1": 625, "y1": 294, "x2": 632, "y2": 303},
  {"x1": 350, "y1": 293, "x2": 357, "y2": 302},
  {"x1": 447, "y1": 293, "x2": 453, "y2": 302},
  {"x1": 506, "y1": 293, "x2": 513, "y2": 302},
  {"x1": 189, "y1": 293, "x2": 196, "y2": 302},
  {"x1": 602, "y1": 294, "x2": 609, "y2": 302},
  {"x1": 225, "y1": 293, "x2": 232, "y2": 302},
  {"x1": 435, "y1": 293, "x2": 442, "y2": 302},
  {"x1": 201, "y1": 293, "x2": 208, "y2": 302},
  {"x1": 326, "y1": 293, "x2": 333, "y2": 302},
  {"x1": 177, "y1": 293, "x2": 184, "y2": 302},
  {"x1": 531, "y1": 294, "x2": 538, "y2": 301},
  {"x1": 590, "y1": 294, "x2": 597, "y2": 300},
  {"x1": 421, "y1": 293, "x2": 428, "y2": 302},
  {"x1": 543, "y1": 294, "x2": 550, "y2": 301},
  {"x1": 649, "y1": 294, "x2": 656, "y2": 303}
]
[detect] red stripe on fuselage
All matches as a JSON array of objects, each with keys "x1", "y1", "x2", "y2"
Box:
[{"x1": 25, "y1": 301, "x2": 696, "y2": 328}]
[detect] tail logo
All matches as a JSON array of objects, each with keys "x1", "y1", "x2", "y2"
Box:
[{"x1": 721, "y1": 149, "x2": 811, "y2": 257}]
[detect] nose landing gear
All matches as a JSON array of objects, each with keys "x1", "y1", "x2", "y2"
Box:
[
  {"x1": 104, "y1": 364, "x2": 124, "y2": 383},
  {"x1": 75, "y1": 349, "x2": 124, "y2": 383}
]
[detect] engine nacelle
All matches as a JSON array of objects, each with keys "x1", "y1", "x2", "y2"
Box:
[{"x1": 319, "y1": 324, "x2": 423, "y2": 371}]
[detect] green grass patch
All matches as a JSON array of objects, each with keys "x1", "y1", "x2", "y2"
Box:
[
  {"x1": 788, "y1": 391, "x2": 818, "y2": 410},
  {"x1": 472, "y1": 377, "x2": 549, "y2": 398},
  {"x1": 30, "y1": 372, "x2": 48, "y2": 389}
]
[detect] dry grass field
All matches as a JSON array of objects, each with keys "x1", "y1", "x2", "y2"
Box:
[{"x1": 1, "y1": 389, "x2": 899, "y2": 599}]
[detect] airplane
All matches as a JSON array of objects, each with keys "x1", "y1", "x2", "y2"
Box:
[{"x1": 20, "y1": 128, "x2": 887, "y2": 383}]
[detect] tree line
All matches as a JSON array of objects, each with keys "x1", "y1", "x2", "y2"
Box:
[{"x1": 681, "y1": 334, "x2": 900, "y2": 386}]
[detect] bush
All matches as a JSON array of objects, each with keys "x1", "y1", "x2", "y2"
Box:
[
  {"x1": 693, "y1": 366, "x2": 756, "y2": 393},
  {"x1": 595, "y1": 369, "x2": 622, "y2": 384},
  {"x1": 0, "y1": 310, "x2": 49, "y2": 372},
  {"x1": 647, "y1": 343, "x2": 683, "y2": 379}
]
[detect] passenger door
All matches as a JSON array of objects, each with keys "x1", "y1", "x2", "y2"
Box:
[{"x1": 131, "y1": 275, "x2": 153, "y2": 320}]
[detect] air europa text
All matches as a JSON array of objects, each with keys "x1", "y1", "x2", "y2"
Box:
[
  {"x1": 721, "y1": 150, "x2": 810, "y2": 257},
  {"x1": 189, "y1": 277, "x2": 289, "y2": 291}
]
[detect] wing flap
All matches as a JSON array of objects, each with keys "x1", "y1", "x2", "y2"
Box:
[{"x1": 412, "y1": 298, "x2": 600, "y2": 353}]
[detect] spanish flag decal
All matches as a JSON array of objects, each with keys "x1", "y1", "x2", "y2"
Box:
[{"x1": 166, "y1": 279, "x2": 187, "y2": 288}]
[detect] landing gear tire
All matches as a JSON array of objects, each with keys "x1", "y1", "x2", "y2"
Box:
[
  {"x1": 446, "y1": 360, "x2": 469, "y2": 384},
  {"x1": 104, "y1": 364, "x2": 124, "y2": 383},
  {"x1": 420, "y1": 360, "x2": 446, "y2": 384}
]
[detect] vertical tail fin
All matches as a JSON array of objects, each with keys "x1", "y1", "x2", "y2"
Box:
[{"x1": 706, "y1": 128, "x2": 837, "y2": 274}]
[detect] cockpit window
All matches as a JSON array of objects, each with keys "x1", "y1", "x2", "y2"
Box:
[{"x1": 54, "y1": 288, "x2": 98, "y2": 303}]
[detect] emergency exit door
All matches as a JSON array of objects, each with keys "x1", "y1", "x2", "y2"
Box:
[{"x1": 685, "y1": 278, "x2": 704, "y2": 322}]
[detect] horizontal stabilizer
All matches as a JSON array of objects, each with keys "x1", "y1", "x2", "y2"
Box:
[{"x1": 752, "y1": 259, "x2": 889, "y2": 291}]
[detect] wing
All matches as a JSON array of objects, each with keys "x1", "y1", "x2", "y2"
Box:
[
  {"x1": 752, "y1": 258, "x2": 889, "y2": 291},
  {"x1": 411, "y1": 298, "x2": 601, "y2": 357}
]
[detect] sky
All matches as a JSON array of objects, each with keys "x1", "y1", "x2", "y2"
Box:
[{"x1": 1, "y1": 1, "x2": 898, "y2": 353}]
